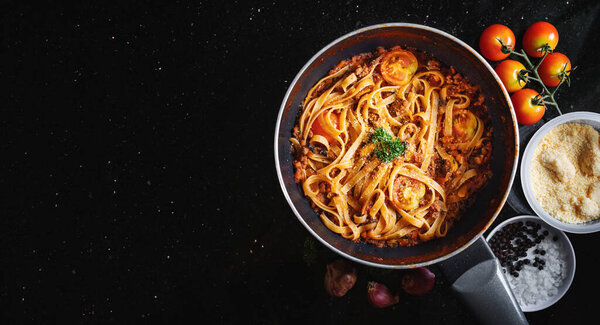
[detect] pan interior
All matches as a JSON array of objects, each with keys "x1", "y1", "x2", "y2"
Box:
[{"x1": 276, "y1": 25, "x2": 516, "y2": 266}]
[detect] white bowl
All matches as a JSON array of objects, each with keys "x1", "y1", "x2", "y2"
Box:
[
  {"x1": 520, "y1": 111, "x2": 600, "y2": 233},
  {"x1": 486, "y1": 215, "x2": 576, "y2": 312}
]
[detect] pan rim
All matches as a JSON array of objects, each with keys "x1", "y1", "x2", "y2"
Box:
[{"x1": 274, "y1": 22, "x2": 519, "y2": 268}]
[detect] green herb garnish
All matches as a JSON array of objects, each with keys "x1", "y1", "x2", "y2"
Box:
[
  {"x1": 371, "y1": 127, "x2": 393, "y2": 144},
  {"x1": 371, "y1": 127, "x2": 405, "y2": 163}
]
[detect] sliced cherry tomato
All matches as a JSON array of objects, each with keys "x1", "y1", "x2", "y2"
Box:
[
  {"x1": 511, "y1": 88, "x2": 545, "y2": 125},
  {"x1": 453, "y1": 111, "x2": 478, "y2": 142},
  {"x1": 312, "y1": 111, "x2": 340, "y2": 143},
  {"x1": 522, "y1": 22, "x2": 559, "y2": 58},
  {"x1": 538, "y1": 52, "x2": 571, "y2": 87},
  {"x1": 479, "y1": 24, "x2": 515, "y2": 61},
  {"x1": 380, "y1": 49, "x2": 418, "y2": 86},
  {"x1": 495, "y1": 60, "x2": 528, "y2": 93}
]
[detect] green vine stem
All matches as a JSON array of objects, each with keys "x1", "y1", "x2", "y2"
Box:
[
  {"x1": 500, "y1": 41, "x2": 567, "y2": 116},
  {"x1": 509, "y1": 49, "x2": 563, "y2": 115}
]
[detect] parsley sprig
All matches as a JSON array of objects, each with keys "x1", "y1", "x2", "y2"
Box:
[{"x1": 371, "y1": 127, "x2": 405, "y2": 163}]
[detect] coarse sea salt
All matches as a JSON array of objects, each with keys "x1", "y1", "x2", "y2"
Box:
[{"x1": 502, "y1": 232, "x2": 567, "y2": 308}]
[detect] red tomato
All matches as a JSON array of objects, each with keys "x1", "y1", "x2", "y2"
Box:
[
  {"x1": 495, "y1": 60, "x2": 528, "y2": 93},
  {"x1": 538, "y1": 52, "x2": 571, "y2": 87},
  {"x1": 522, "y1": 22, "x2": 559, "y2": 58},
  {"x1": 479, "y1": 24, "x2": 515, "y2": 61},
  {"x1": 511, "y1": 89, "x2": 545, "y2": 125},
  {"x1": 312, "y1": 111, "x2": 340, "y2": 143},
  {"x1": 380, "y1": 49, "x2": 418, "y2": 86}
]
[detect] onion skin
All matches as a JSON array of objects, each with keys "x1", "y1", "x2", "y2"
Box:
[
  {"x1": 367, "y1": 281, "x2": 399, "y2": 308},
  {"x1": 401, "y1": 267, "x2": 435, "y2": 295},
  {"x1": 324, "y1": 259, "x2": 357, "y2": 297}
]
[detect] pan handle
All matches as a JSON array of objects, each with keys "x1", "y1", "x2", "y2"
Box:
[{"x1": 439, "y1": 237, "x2": 528, "y2": 325}]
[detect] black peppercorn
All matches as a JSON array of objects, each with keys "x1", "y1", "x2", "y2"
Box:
[{"x1": 540, "y1": 250, "x2": 546, "y2": 256}]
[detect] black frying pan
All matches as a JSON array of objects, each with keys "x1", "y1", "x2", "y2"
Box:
[{"x1": 274, "y1": 24, "x2": 525, "y2": 324}]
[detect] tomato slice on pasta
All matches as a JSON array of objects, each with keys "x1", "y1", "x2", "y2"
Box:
[
  {"x1": 380, "y1": 49, "x2": 418, "y2": 86},
  {"x1": 312, "y1": 111, "x2": 340, "y2": 143}
]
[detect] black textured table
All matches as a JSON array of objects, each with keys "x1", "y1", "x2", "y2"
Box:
[{"x1": 3, "y1": 1, "x2": 600, "y2": 323}]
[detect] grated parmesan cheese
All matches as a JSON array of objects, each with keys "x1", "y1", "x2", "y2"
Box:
[{"x1": 530, "y1": 123, "x2": 600, "y2": 223}]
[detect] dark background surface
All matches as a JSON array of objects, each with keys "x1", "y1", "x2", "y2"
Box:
[{"x1": 2, "y1": 0, "x2": 600, "y2": 323}]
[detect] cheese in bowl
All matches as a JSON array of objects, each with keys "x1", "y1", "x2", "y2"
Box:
[{"x1": 530, "y1": 123, "x2": 600, "y2": 223}]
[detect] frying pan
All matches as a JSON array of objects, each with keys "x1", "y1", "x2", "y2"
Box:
[{"x1": 274, "y1": 23, "x2": 525, "y2": 324}]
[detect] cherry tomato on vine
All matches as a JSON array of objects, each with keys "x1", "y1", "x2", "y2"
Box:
[
  {"x1": 380, "y1": 49, "x2": 419, "y2": 86},
  {"x1": 522, "y1": 22, "x2": 559, "y2": 58},
  {"x1": 479, "y1": 24, "x2": 515, "y2": 61},
  {"x1": 538, "y1": 52, "x2": 571, "y2": 87},
  {"x1": 511, "y1": 88, "x2": 545, "y2": 125},
  {"x1": 495, "y1": 60, "x2": 528, "y2": 93}
]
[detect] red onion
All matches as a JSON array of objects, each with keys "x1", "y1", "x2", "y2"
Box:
[
  {"x1": 324, "y1": 259, "x2": 357, "y2": 297},
  {"x1": 367, "y1": 281, "x2": 399, "y2": 308},
  {"x1": 401, "y1": 267, "x2": 435, "y2": 295}
]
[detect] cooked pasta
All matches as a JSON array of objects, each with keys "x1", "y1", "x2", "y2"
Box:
[{"x1": 290, "y1": 46, "x2": 493, "y2": 247}]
